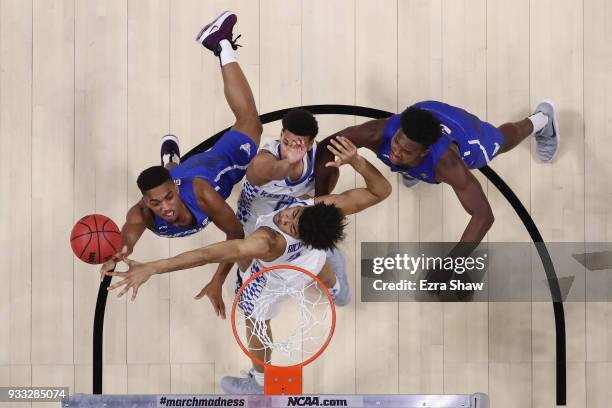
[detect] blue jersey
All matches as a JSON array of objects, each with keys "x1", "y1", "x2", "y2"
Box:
[
  {"x1": 377, "y1": 101, "x2": 504, "y2": 184},
  {"x1": 151, "y1": 130, "x2": 256, "y2": 238}
]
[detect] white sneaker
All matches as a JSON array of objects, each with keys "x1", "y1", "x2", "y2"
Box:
[
  {"x1": 160, "y1": 134, "x2": 180, "y2": 167},
  {"x1": 533, "y1": 100, "x2": 560, "y2": 162},
  {"x1": 220, "y1": 369, "x2": 263, "y2": 394}
]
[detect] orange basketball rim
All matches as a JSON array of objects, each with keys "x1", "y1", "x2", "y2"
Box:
[{"x1": 231, "y1": 264, "x2": 337, "y2": 395}]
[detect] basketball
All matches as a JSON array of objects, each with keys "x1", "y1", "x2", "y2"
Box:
[{"x1": 70, "y1": 214, "x2": 121, "y2": 265}]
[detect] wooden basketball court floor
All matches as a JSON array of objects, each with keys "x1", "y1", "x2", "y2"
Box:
[{"x1": 1, "y1": 0, "x2": 611, "y2": 407}]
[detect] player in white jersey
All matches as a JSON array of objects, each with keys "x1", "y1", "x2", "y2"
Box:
[
  {"x1": 232, "y1": 108, "x2": 349, "y2": 311},
  {"x1": 237, "y1": 108, "x2": 318, "y2": 236},
  {"x1": 237, "y1": 197, "x2": 327, "y2": 321},
  {"x1": 103, "y1": 136, "x2": 392, "y2": 393}
]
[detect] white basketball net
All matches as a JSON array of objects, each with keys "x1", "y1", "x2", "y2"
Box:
[{"x1": 235, "y1": 268, "x2": 334, "y2": 365}]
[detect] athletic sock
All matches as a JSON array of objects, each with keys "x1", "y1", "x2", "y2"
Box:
[
  {"x1": 251, "y1": 369, "x2": 264, "y2": 387},
  {"x1": 162, "y1": 153, "x2": 179, "y2": 168},
  {"x1": 528, "y1": 111, "x2": 548, "y2": 134},
  {"x1": 219, "y1": 39, "x2": 237, "y2": 66}
]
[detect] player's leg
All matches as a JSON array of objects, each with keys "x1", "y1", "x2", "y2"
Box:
[
  {"x1": 221, "y1": 63, "x2": 262, "y2": 146},
  {"x1": 246, "y1": 317, "x2": 272, "y2": 373},
  {"x1": 496, "y1": 119, "x2": 534, "y2": 153},
  {"x1": 196, "y1": 11, "x2": 263, "y2": 147},
  {"x1": 317, "y1": 260, "x2": 336, "y2": 289},
  {"x1": 318, "y1": 250, "x2": 350, "y2": 306},
  {"x1": 497, "y1": 101, "x2": 559, "y2": 161}
]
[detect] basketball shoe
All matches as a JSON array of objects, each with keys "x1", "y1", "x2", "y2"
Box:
[
  {"x1": 221, "y1": 369, "x2": 264, "y2": 394},
  {"x1": 533, "y1": 100, "x2": 560, "y2": 162},
  {"x1": 195, "y1": 11, "x2": 241, "y2": 56},
  {"x1": 160, "y1": 134, "x2": 180, "y2": 168}
]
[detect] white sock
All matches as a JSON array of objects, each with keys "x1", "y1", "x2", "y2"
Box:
[
  {"x1": 251, "y1": 369, "x2": 264, "y2": 386},
  {"x1": 528, "y1": 111, "x2": 548, "y2": 134},
  {"x1": 219, "y1": 39, "x2": 237, "y2": 66},
  {"x1": 162, "y1": 153, "x2": 180, "y2": 167}
]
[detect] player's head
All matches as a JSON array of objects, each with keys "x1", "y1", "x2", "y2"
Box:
[
  {"x1": 137, "y1": 166, "x2": 182, "y2": 223},
  {"x1": 280, "y1": 108, "x2": 319, "y2": 154},
  {"x1": 273, "y1": 202, "x2": 346, "y2": 251},
  {"x1": 390, "y1": 107, "x2": 442, "y2": 166}
]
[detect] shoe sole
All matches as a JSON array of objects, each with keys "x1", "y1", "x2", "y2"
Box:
[
  {"x1": 161, "y1": 134, "x2": 180, "y2": 167},
  {"x1": 160, "y1": 134, "x2": 179, "y2": 147},
  {"x1": 536, "y1": 99, "x2": 560, "y2": 162},
  {"x1": 195, "y1": 10, "x2": 233, "y2": 43}
]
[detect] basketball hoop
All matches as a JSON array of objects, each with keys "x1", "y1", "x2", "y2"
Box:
[{"x1": 231, "y1": 264, "x2": 336, "y2": 395}]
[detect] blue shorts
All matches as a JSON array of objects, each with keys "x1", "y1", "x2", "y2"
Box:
[
  {"x1": 466, "y1": 121, "x2": 505, "y2": 168},
  {"x1": 170, "y1": 130, "x2": 257, "y2": 199}
]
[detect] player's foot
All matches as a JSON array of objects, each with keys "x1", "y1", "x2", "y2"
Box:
[
  {"x1": 533, "y1": 100, "x2": 560, "y2": 162},
  {"x1": 221, "y1": 369, "x2": 263, "y2": 394},
  {"x1": 326, "y1": 248, "x2": 350, "y2": 306},
  {"x1": 161, "y1": 134, "x2": 180, "y2": 168},
  {"x1": 401, "y1": 174, "x2": 420, "y2": 188},
  {"x1": 195, "y1": 11, "x2": 241, "y2": 56}
]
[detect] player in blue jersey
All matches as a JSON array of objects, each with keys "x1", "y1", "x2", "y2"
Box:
[
  {"x1": 99, "y1": 11, "x2": 262, "y2": 291},
  {"x1": 315, "y1": 100, "x2": 559, "y2": 249}
]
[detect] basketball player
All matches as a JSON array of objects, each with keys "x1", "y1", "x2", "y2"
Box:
[
  {"x1": 315, "y1": 100, "x2": 559, "y2": 251},
  {"x1": 103, "y1": 137, "x2": 391, "y2": 392},
  {"x1": 237, "y1": 108, "x2": 319, "y2": 237},
  {"x1": 195, "y1": 108, "x2": 349, "y2": 319},
  {"x1": 98, "y1": 11, "x2": 262, "y2": 287}
]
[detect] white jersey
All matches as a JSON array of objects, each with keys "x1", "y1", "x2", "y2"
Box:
[
  {"x1": 250, "y1": 198, "x2": 326, "y2": 275},
  {"x1": 237, "y1": 140, "x2": 316, "y2": 235},
  {"x1": 238, "y1": 199, "x2": 327, "y2": 318}
]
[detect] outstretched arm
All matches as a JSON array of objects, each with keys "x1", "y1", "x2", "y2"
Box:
[
  {"x1": 98, "y1": 203, "x2": 149, "y2": 281},
  {"x1": 315, "y1": 137, "x2": 392, "y2": 216},
  {"x1": 314, "y1": 119, "x2": 387, "y2": 196},
  {"x1": 194, "y1": 177, "x2": 245, "y2": 293},
  {"x1": 103, "y1": 228, "x2": 276, "y2": 301},
  {"x1": 152, "y1": 231, "x2": 273, "y2": 274},
  {"x1": 435, "y1": 150, "x2": 494, "y2": 257}
]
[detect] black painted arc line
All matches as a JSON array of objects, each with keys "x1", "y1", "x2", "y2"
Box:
[
  {"x1": 182, "y1": 105, "x2": 393, "y2": 162},
  {"x1": 93, "y1": 273, "x2": 112, "y2": 394},
  {"x1": 92, "y1": 104, "x2": 566, "y2": 405},
  {"x1": 478, "y1": 166, "x2": 566, "y2": 405}
]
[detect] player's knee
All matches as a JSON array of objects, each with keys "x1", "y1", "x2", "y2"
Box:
[
  {"x1": 236, "y1": 114, "x2": 262, "y2": 138},
  {"x1": 253, "y1": 117, "x2": 263, "y2": 136}
]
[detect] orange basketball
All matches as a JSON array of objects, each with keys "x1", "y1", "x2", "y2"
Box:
[{"x1": 70, "y1": 214, "x2": 121, "y2": 264}]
